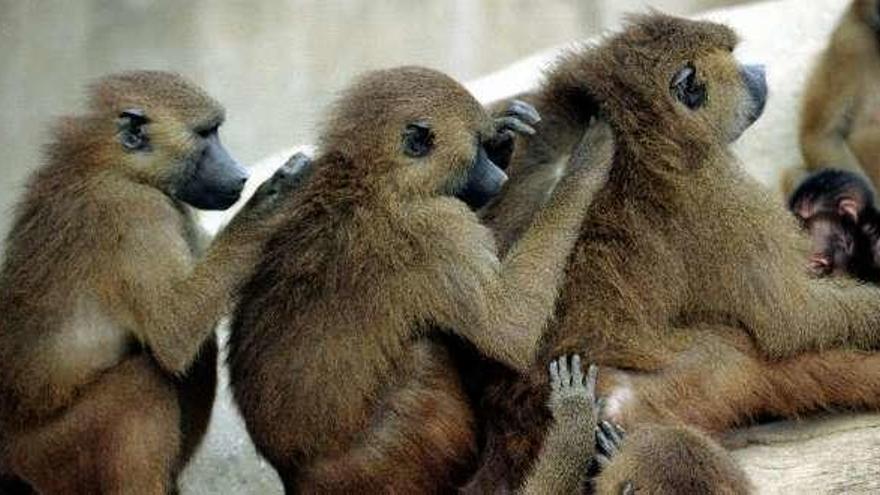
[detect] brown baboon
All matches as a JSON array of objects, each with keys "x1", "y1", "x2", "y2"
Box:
[
  {"x1": 466, "y1": 13, "x2": 880, "y2": 494},
  {"x1": 0, "y1": 71, "x2": 308, "y2": 494},
  {"x1": 787, "y1": 0, "x2": 880, "y2": 194},
  {"x1": 227, "y1": 66, "x2": 614, "y2": 493}
]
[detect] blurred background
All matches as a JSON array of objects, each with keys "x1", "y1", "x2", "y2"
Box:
[{"x1": 0, "y1": 0, "x2": 754, "y2": 247}]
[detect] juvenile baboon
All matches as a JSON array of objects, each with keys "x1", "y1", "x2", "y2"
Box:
[
  {"x1": 227, "y1": 66, "x2": 614, "y2": 493},
  {"x1": 468, "y1": 14, "x2": 880, "y2": 493},
  {"x1": 789, "y1": 168, "x2": 880, "y2": 280},
  {"x1": 0, "y1": 71, "x2": 307, "y2": 494},
  {"x1": 787, "y1": 0, "x2": 880, "y2": 194}
]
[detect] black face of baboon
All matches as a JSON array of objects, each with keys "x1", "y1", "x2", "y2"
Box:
[
  {"x1": 804, "y1": 213, "x2": 857, "y2": 276},
  {"x1": 89, "y1": 71, "x2": 248, "y2": 210},
  {"x1": 318, "y1": 66, "x2": 507, "y2": 208}
]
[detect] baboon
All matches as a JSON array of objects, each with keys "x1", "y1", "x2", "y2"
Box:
[
  {"x1": 786, "y1": 0, "x2": 880, "y2": 194},
  {"x1": 466, "y1": 14, "x2": 880, "y2": 493},
  {"x1": 227, "y1": 66, "x2": 614, "y2": 493},
  {"x1": 0, "y1": 71, "x2": 308, "y2": 494},
  {"x1": 789, "y1": 168, "x2": 880, "y2": 280}
]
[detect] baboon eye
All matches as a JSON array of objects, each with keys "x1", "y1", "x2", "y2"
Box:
[
  {"x1": 117, "y1": 108, "x2": 151, "y2": 152},
  {"x1": 196, "y1": 124, "x2": 220, "y2": 139},
  {"x1": 402, "y1": 122, "x2": 434, "y2": 158},
  {"x1": 671, "y1": 64, "x2": 707, "y2": 110}
]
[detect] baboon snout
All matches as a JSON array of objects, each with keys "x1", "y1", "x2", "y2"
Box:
[
  {"x1": 740, "y1": 64, "x2": 768, "y2": 121},
  {"x1": 456, "y1": 145, "x2": 508, "y2": 210}
]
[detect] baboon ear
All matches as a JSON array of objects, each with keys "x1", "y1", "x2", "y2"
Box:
[
  {"x1": 838, "y1": 197, "x2": 862, "y2": 222},
  {"x1": 671, "y1": 64, "x2": 707, "y2": 110},
  {"x1": 116, "y1": 108, "x2": 151, "y2": 151},
  {"x1": 402, "y1": 121, "x2": 434, "y2": 158}
]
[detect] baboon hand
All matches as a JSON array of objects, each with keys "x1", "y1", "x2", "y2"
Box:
[
  {"x1": 495, "y1": 99, "x2": 541, "y2": 136},
  {"x1": 485, "y1": 100, "x2": 542, "y2": 169},
  {"x1": 595, "y1": 419, "x2": 626, "y2": 470},
  {"x1": 246, "y1": 152, "x2": 313, "y2": 214},
  {"x1": 548, "y1": 354, "x2": 598, "y2": 419},
  {"x1": 566, "y1": 117, "x2": 614, "y2": 175}
]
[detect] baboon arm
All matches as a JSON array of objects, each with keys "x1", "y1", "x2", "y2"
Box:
[
  {"x1": 753, "y1": 278, "x2": 880, "y2": 359},
  {"x1": 800, "y1": 55, "x2": 862, "y2": 175},
  {"x1": 102, "y1": 223, "x2": 259, "y2": 375},
  {"x1": 518, "y1": 401, "x2": 596, "y2": 495},
  {"x1": 441, "y1": 123, "x2": 614, "y2": 371}
]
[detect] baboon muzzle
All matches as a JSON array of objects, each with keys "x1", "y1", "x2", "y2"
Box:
[
  {"x1": 740, "y1": 64, "x2": 768, "y2": 125},
  {"x1": 457, "y1": 145, "x2": 508, "y2": 209}
]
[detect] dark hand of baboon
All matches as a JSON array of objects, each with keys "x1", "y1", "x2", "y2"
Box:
[
  {"x1": 518, "y1": 355, "x2": 601, "y2": 495},
  {"x1": 595, "y1": 420, "x2": 627, "y2": 472},
  {"x1": 485, "y1": 99, "x2": 541, "y2": 171},
  {"x1": 237, "y1": 152, "x2": 313, "y2": 219}
]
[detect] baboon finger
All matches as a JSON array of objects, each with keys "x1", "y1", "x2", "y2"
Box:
[
  {"x1": 495, "y1": 116, "x2": 536, "y2": 136},
  {"x1": 505, "y1": 99, "x2": 541, "y2": 125},
  {"x1": 549, "y1": 360, "x2": 561, "y2": 392},
  {"x1": 571, "y1": 354, "x2": 584, "y2": 386}
]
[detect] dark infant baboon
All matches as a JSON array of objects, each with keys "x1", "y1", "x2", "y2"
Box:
[
  {"x1": 0, "y1": 71, "x2": 307, "y2": 494},
  {"x1": 227, "y1": 66, "x2": 614, "y2": 494},
  {"x1": 467, "y1": 13, "x2": 880, "y2": 494},
  {"x1": 789, "y1": 168, "x2": 880, "y2": 281}
]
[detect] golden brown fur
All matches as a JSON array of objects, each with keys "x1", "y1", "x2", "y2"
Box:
[
  {"x1": 468, "y1": 14, "x2": 880, "y2": 494},
  {"x1": 786, "y1": 0, "x2": 880, "y2": 194},
  {"x1": 227, "y1": 66, "x2": 613, "y2": 493},
  {"x1": 0, "y1": 71, "x2": 295, "y2": 494}
]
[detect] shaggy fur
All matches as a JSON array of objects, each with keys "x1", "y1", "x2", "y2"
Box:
[
  {"x1": 0, "y1": 71, "x2": 292, "y2": 494},
  {"x1": 468, "y1": 14, "x2": 880, "y2": 494},
  {"x1": 227, "y1": 66, "x2": 613, "y2": 493}
]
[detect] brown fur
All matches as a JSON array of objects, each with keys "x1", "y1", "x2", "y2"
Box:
[
  {"x1": 788, "y1": 0, "x2": 880, "y2": 193},
  {"x1": 0, "y1": 71, "x2": 288, "y2": 494},
  {"x1": 468, "y1": 14, "x2": 880, "y2": 493},
  {"x1": 227, "y1": 66, "x2": 614, "y2": 493}
]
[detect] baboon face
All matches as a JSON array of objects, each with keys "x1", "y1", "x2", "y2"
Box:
[
  {"x1": 591, "y1": 16, "x2": 767, "y2": 144},
  {"x1": 667, "y1": 52, "x2": 767, "y2": 142},
  {"x1": 805, "y1": 213, "x2": 857, "y2": 276},
  {"x1": 320, "y1": 66, "x2": 508, "y2": 208},
  {"x1": 91, "y1": 71, "x2": 249, "y2": 210}
]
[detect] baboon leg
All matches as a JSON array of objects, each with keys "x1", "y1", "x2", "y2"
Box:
[
  {"x1": 174, "y1": 333, "x2": 218, "y2": 472},
  {"x1": 295, "y1": 344, "x2": 477, "y2": 494},
  {"x1": 5, "y1": 355, "x2": 181, "y2": 495},
  {"x1": 599, "y1": 324, "x2": 880, "y2": 433}
]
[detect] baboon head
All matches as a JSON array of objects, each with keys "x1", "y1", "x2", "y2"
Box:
[
  {"x1": 789, "y1": 169, "x2": 875, "y2": 222},
  {"x1": 318, "y1": 66, "x2": 508, "y2": 209},
  {"x1": 551, "y1": 14, "x2": 767, "y2": 153},
  {"x1": 72, "y1": 70, "x2": 248, "y2": 210}
]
